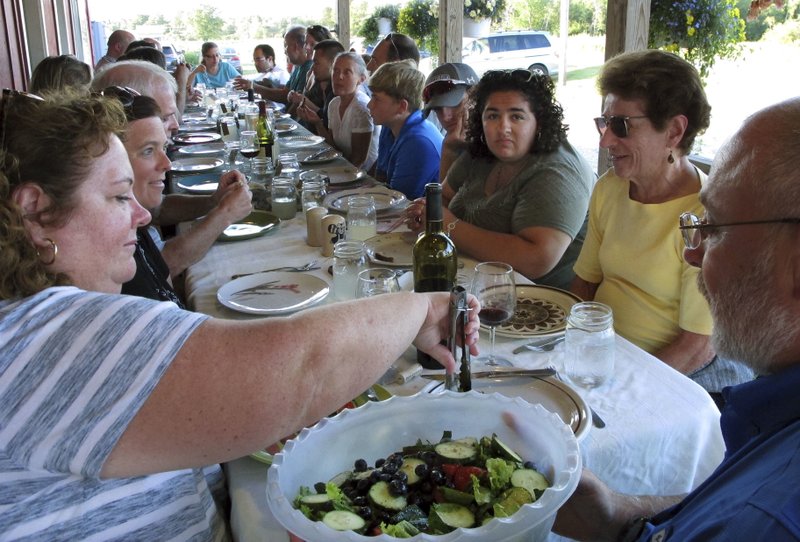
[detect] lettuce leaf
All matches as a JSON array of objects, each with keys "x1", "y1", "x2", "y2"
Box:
[{"x1": 486, "y1": 457, "x2": 515, "y2": 492}]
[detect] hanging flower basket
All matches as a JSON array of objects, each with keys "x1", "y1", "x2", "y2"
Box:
[{"x1": 464, "y1": 17, "x2": 491, "y2": 37}]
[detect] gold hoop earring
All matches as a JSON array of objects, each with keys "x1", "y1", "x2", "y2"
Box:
[
  {"x1": 37, "y1": 238, "x2": 58, "y2": 266},
  {"x1": 667, "y1": 149, "x2": 675, "y2": 164}
]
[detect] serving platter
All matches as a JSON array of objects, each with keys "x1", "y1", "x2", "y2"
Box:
[
  {"x1": 280, "y1": 135, "x2": 325, "y2": 148},
  {"x1": 364, "y1": 232, "x2": 416, "y2": 267},
  {"x1": 313, "y1": 164, "x2": 367, "y2": 186},
  {"x1": 490, "y1": 285, "x2": 583, "y2": 339},
  {"x1": 217, "y1": 271, "x2": 329, "y2": 315},
  {"x1": 251, "y1": 384, "x2": 392, "y2": 465},
  {"x1": 173, "y1": 132, "x2": 222, "y2": 145},
  {"x1": 430, "y1": 375, "x2": 590, "y2": 441},
  {"x1": 219, "y1": 211, "x2": 280, "y2": 242},
  {"x1": 324, "y1": 187, "x2": 407, "y2": 214},
  {"x1": 171, "y1": 157, "x2": 224, "y2": 173},
  {"x1": 274, "y1": 121, "x2": 298, "y2": 134}
]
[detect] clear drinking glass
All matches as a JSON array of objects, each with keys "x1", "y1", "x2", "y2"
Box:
[
  {"x1": 271, "y1": 177, "x2": 298, "y2": 220},
  {"x1": 301, "y1": 179, "x2": 327, "y2": 212},
  {"x1": 239, "y1": 130, "x2": 259, "y2": 174},
  {"x1": 356, "y1": 268, "x2": 400, "y2": 298},
  {"x1": 278, "y1": 152, "x2": 301, "y2": 180},
  {"x1": 333, "y1": 241, "x2": 367, "y2": 300},
  {"x1": 346, "y1": 195, "x2": 377, "y2": 241},
  {"x1": 564, "y1": 302, "x2": 615, "y2": 388},
  {"x1": 471, "y1": 262, "x2": 516, "y2": 367}
]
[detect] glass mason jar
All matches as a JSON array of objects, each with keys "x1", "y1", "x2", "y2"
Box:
[
  {"x1": 346, "y1": 195, "x2": 377, "y2": 241},
  {"x1": 563, "y1": 302, "x2": 615, "y2": 388},
  {"x1": 332, "y1": 241, "x2": 367, "y2": 301},
  {"x1": 270, "y1": 177, "x2": 297, "y2": 220},
  {"x1": 300, "y1": 178, "x2": 327, "y2": 212}
]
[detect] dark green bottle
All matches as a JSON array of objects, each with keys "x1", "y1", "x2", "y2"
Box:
[
  {"x1": 256, "y1": 99, "x2": 273, "y2": 158},
  {"x1": 413, "y1": 183, "x2": 458, "y2": 369}
]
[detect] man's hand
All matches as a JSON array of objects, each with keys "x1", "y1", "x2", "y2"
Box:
[
  {"x1": 213, "y1": 170, "x2": 247, "y2": 205},
  {"x1": 413, "y1": 292, "x2": 481, "y2": 372}
]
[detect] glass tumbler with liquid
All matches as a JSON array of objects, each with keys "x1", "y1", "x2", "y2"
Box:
[
  {"x1": 301, "y1": 178, "x2": 327, "y2": 212},
  {"x1": 563, "y1": 302, "x2": 615, "y2": 388},
  {"x1": 346, "y1": 195, "x2": 377, "y2": 241},
  {"x1": 271, "y1": 177, "x2": 298, "y2": 220},
  {"x1": 332, "y1": 241, "x2": 367, "y2": 301}
]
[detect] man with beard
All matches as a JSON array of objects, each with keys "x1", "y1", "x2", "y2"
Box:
[{"x1": 536, "y1": 97, "x2": 800, "y2": 541}]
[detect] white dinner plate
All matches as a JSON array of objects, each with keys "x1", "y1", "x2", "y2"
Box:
[
  {"x1": 182, "y1": 111, "x2": 210, "y2": 121},
  {"x1": 177, "y1": 142, "x2": 226, "y2": 156},
  {"x1": 219, "y1": 211, "x2": 280, "y2": 242},
  {"x1": 217, "y1": 272, "x2": 330, "y2": 315},
  {"x1": 171, "y1": 157, "x2": 224, "y2": 173},
  {"x1": 173, "y1": 132, "x2": 222, "y2": 145},
  {"x1": 274, "y1": 121, "x2": 297, "y2": 134},
  {"x1": 490, "y1": 285, "x2": 583, "y2": 339},
  {"x1": 324, "y1": 187, "x2": 407, "y2": 214},
  {"x1": 178, "y1": 121, "x2": 217, "y2": 132},
  {"x1": 312, "y1": 165, "x2": 367, "y2": 186},
  {"x1": 364, "y1": 232, "x2": 417, "y2": 267},
  {"x1": 176, "y1": 174, "x2": 219, "y2": 194},
  {"x1": 280, "y1": 135, "x2": 325, "y2": 148},
  {"x1": 430, "y1": 375, "x2": 590, "y2": 441}
]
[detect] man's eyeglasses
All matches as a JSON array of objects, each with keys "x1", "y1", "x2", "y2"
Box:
[
  {"x1": 1, "y1": 88, "x2": 44, "y2": 150},
  {"x1": 422, "y1": 79, "x2": 469, "y2": 103},
  {"x1": 484, "y1": 68, "x2": 536, "y2": 83},
  {"x1": 593, "y1": 115, "x2": 648, "y2": 138},
  {"x1": 679, "y1": 211, "x2": 800, "y2": 250}
]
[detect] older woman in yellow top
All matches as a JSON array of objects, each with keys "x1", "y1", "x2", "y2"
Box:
[{"x1": 572, "y1": 50, "x2": 752, "y2": 397}]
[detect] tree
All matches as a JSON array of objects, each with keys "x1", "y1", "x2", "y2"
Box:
[{"x1": 189, "y1": 5, "x2": 226, "y2": 40}]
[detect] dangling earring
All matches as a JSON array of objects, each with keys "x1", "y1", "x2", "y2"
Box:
[
  {"x1": 37, "y1": 238, "x2": 58, "y2": 266},
  {"x1": 667, "y1": 149, "x2": 675, "y2": 164}
]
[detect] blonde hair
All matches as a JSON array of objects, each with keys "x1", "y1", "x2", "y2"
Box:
[
  {"x1": 368, "y1": 60, "x2": 424, "y2": 112},
  {"x1": 0, "y1": 91, "x2": 127, "y2": 299}
]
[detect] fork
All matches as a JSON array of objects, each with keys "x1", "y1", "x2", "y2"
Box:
[
  {"x1": 231, "y1": 260, "x2": 319, "y2": 279},
  {"x1": 512, "y1": 336, "x2": 565, "y2": 354},
  {"x1": 547, "y1": 365, "x2": 606, "y2": 429}
]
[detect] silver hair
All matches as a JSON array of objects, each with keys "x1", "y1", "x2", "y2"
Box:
[
  {"x1": 91, "y1": 60, "x2": 178, "y2": 95},
  {"x1": 334, "y1": 52, "x2": 367, "y2": 78}
]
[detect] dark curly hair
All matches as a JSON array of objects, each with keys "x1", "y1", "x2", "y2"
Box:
[
  {"x1": 466, "y1": 69, "x2": 568, "y2": 159},
  {"x1": 598, "y1": 50, "x2": 710, "y2": 154},
  {"x1": 0, "y1": 90, "x2": 127, "y2": 299}
]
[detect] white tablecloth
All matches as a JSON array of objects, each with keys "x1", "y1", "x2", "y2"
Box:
[{"x1": 183, "y1": 192, "x2": 726, "y2": 542}]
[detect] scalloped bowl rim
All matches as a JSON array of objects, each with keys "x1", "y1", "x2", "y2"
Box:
[{"x1": 266, "y1": 391, "x2": 581, "y2": 541}]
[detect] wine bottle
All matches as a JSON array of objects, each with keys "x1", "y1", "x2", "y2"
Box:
[
  {"x1": 256, "y1": 100, "x2": 273, "y2": 159},
  {"x1": 413, "y1": 182, "x2": 458, "y2": 369}
]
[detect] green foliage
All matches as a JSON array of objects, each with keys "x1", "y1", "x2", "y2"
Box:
[
  {"x1": 765, "y1": 17, "x2": 800, "y2": 42},
  {"x1": 189, "y1": 5, "x2": 226, "y2": 40},
  {"x1": 398, "y1": 0, "x2": 439, "y2": 55},
  {"x1": 464, "y1": 0, "x2": 507, "y2": 22},
  {"x1": 184, "y1": 51, "x2": 200, "y2": 66},
  {"x1": 737, "y1": 0, "x2": 793, "y2": 40},
  {"x1": 508, "y1": 0, "x2": 559, "y2": 32},
  {"x1": 358, "y1": 4, "x2": 400, "y2": 43},
  {"x1": 649, "y1": 0, "x2": 746, "y2": 78}
]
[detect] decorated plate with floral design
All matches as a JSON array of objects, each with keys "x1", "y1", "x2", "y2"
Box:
[{"x1": 491, "y1": 285, "x2": 583, "y2": 338}]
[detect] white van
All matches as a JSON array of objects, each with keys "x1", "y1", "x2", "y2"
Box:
[{"x1": 462, "y1": 31, "x2": 559, "y2": 77}]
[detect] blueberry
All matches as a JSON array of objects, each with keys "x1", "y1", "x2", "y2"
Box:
[
  {"x1": 313, "y1": 482, "x2": 326, "y2": 494},
  {"x1": 357, "y1": 506, "x2": 373, "y2": 519},
  {"x1": 388, "y1": 479, "x2": 408, "y2": 496},
  {"x1": 375, "y1": 458, "x2": 386, "y2": 468},
  {"x1": 354, "y1": 458, "x2": 368, "y2": 472},
  {"x1": 415, "y1": 463, "x2": 430, "y2": 479}
]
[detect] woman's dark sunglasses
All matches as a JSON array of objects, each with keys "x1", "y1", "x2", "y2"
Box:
[
  {"x1": 97, "y1": 85, "x2": 141, "y2": 108},
  {"x1": 484, "y1": 68, "x2": 536, "y2": 83},
  {"x1": 422, "y1": 79, "x2": 469, "y2": 103},
  {"x1": 593, "y1": 115, "x2": 648, "y2": 138},
  {"x1": 1, "y1": 89, "x2": 45, "y2": 149}
]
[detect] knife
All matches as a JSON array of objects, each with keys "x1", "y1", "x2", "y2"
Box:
[{"x1": 420, "y1": 367, "x2": 556, "y2": 381}]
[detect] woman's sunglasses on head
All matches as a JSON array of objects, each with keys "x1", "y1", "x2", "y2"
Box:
[{"x1": 593, "y1": 115, "x2": 648, "y2": 138}]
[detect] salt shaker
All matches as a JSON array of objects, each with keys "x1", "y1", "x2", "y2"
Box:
[
  {"x1": 332, "y1": 241, "x2": 367, "y2": 300},
  {"x1": 563, "y1": 302, "x2": 615, "y2": 388}
]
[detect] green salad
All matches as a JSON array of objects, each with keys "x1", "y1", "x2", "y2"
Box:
[{"x1": 293, "y1": 431, "x2": 550, "y2": 537}]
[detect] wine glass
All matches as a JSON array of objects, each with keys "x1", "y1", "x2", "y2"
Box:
[
  {"x1": 356, "y1": 268, "x2": 401, "y2": 298},
  {"x1": 471, "y1": 262, "x2": 516, "y2": 367},
  {"x1": 239, "y1": 130, "x2": 259, "y2": 174}
]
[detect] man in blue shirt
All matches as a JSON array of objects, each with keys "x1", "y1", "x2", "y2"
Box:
[
  {"x1": 367, "y1": 60, "x2": 443, "y2": 200},
  {"x1": 547, "y1": 97, "x2": 800, "y2": 541}
]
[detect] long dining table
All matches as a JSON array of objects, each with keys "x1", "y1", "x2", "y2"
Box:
[{"x1": 173, "y1": 116, "x2": 727, "y2": 541}]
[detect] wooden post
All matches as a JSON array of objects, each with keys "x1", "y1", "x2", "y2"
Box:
[
  {"x1": 337, "y1": 0, "x2": 350, "y2": 54},
  {"x1": 440, "y1": 0, "x2": 463, "y2": 64}
]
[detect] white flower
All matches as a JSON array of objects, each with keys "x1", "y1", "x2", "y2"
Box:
[
  {"x1": 470, "y1": 9, "x2": 477, "y2": 17},
  {"x1": 465, "y1": 0, "x2": 472, "y2": 6}
]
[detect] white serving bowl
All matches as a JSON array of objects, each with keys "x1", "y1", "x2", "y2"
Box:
[{"x1": 266, "y1": 391, "x2": 581, "y2": 541}]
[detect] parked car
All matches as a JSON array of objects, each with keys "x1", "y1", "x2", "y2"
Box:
[
  {"x1": 462, "y1": 31, "x2": 559, "y2": 77},
  {"x1": 220, "y1": 46, "x2": 243, "y2": 74},
  {"x1": 162, "y1": 43, "x2": 185, "y2": 74}
]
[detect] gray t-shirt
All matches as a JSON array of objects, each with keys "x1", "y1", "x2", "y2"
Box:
[
  {"x1": 0, "y1": 287, "x2": 227, "y2": 540},
  {"x1": 448, "y1": 141, "x2": 594, "y2": 289}
]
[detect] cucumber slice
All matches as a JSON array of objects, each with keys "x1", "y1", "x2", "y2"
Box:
[
  {"x1": 322, "y1": 510, "x2": 366, "y2": 532},
  {"x1": 327, "y1": 470, "x2": 352, "y2": 487},
  {"x1": 429, "y1": 502, "x2": 475, "y2": 532},
  {"x1": 491, "y1": 435, "x2": 523, "y2": 463},
  {"x1": 400, "y1": 457, "x2": 426, "y2": 485},
  {"x1": 511, "y1": 468, "x2": 550, "y2": 501},
  {"x1": 299, "y1": 493, "x2": 334, "y2": 511},
  {"x1": 493, "y1": 486, "x2": 533, "y2": 518},
  {"x1": 368, "y1": 480, "x2": 408, "y2": 511},
  {"x1": 435, "y1": 437, "x2": 478, "y2": 463},
  {"x1": 438, "y1": 486, "x2": 475, "y2": 506}
]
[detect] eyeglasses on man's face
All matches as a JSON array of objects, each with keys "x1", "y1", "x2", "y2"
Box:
[
  {"x1": 678, "y1": 211, "x2": 800, "y2": 250},
  {"x1": 593, "y1": 115, "x2": 648, "y2": 138}
]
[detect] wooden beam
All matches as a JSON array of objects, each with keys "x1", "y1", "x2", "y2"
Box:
[
  {"x1": 440, "y1": 0, "x2": 462, "y2": 64},
  {"x1": 337, "y1": 0, "x2": 350, "y2": 54}
]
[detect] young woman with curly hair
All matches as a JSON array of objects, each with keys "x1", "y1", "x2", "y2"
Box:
[{"x1": 406, "y1": 69, "x2": 595, "y2": 289}]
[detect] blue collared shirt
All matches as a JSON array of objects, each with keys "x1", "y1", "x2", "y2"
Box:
[{"x1": 639, "y1": 365, "x2": 800, "y2": 541}]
